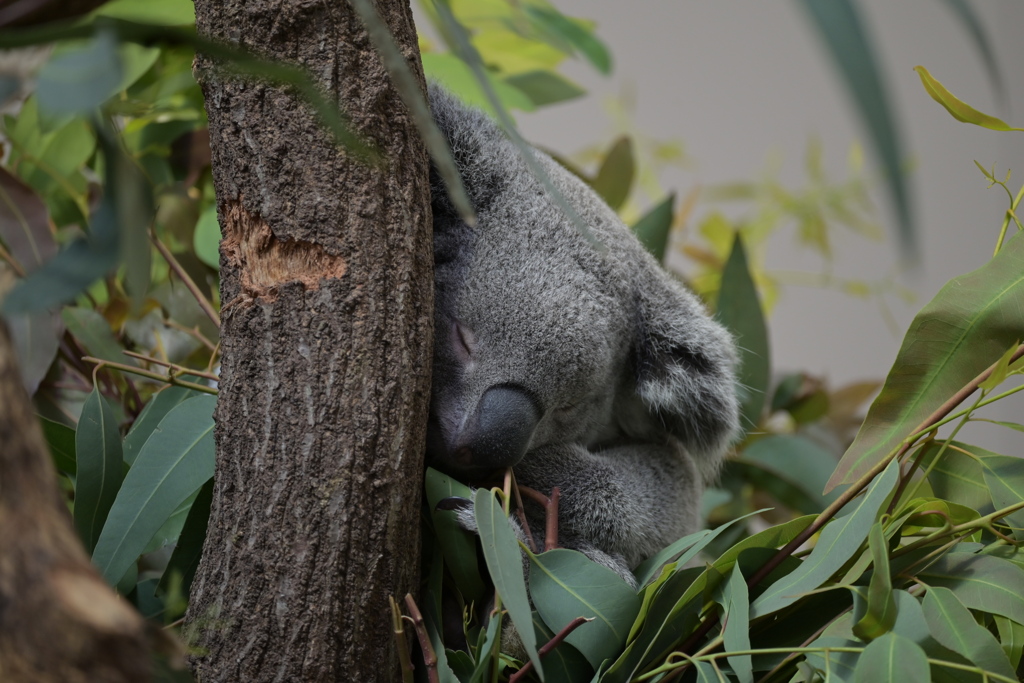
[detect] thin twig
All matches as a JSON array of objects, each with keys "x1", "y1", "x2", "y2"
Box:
[
  {"x1": 517, "y1": 485, "x2": 560, "y2": 551},
  {"x1": 0, "y1": 241, "x2": 25, "y2": 277},
  {"x1": 508, "y1": 616, "x2": 592, "y2": 683},
  {"x1": 122, "y1": 350, "x2": 221, "y2": 381},
  {"x1": 546, "y1": 487, "x2": 560, "y2": 551},
  {"x1": 403, "y1": 594, "x2": 439, "y2": 683},
  {"x1": 150, "y1": 229, "x2": 221, "y2": 328},
  {"x1": 165, "y1": 318, "x2": 218, "y2": 352},
  {"x1": 510, "y1": 471, "x2": 538, "y2": 554},
  {"x1": 390, "y1": 596, "x2": 414, "y2": 683},
  {"x1": 82, "y1": 356, "x2": 218, "y2": 395}
]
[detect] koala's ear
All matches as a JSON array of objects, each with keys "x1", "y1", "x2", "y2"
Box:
[{"x1": 632, "y1": 271, "x2": 740, "y2": 480}]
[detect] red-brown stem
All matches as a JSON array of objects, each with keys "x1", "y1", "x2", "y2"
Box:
[
  {"x1": 546, "y1": 486, "x2": 560, "y2": 551},
  {"x1": 150, "y1": 229, "x2": 221, "y2": 328},
  {"x1": 403, "y1": 594, "x2": 439, "y2": 683},
  {"x1": 508, "y1": 616, "x2": 591, "y2": 683},
  {"x1": 510, "y1": 473, "x2": 539, "y2": 554},
  {"x1": 518, "y1": 485, "x2": 561, "y2": 551}
]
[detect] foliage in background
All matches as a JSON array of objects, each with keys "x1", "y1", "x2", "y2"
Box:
[{"x1": 0, "y1": 0, "x2": 1022, "y2": 682}]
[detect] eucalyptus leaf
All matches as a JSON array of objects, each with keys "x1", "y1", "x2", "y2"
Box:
[
  {"x1": 473, "y1": 489, "x2": 543, "y2": 678},
  {"x1": 914, "y1": 65, "x2": 1022, "y2": 132},
  {"x1": 92, "y1": 395, "x2": 216, "y2": 586},
  {"x1": 591, "y1": 137, "x2": 634, "y2": 212},
  {"x1": 716, "y1": 233, "x2": 769, "y2": 434},
  {"x1": 40, "y1": 416, "x2": 77, "y2": 476},
  {"x1": 529, "y1": 548, "x2": 640, "y2": 670},
  {"x1": 714, "y1": 565, "x2": 752, "y2": 683},
  {"x1": 853, "y1": 632, "x2": 930, "y2": 683},
  {"x1": 851, "y1": 523, "x2": 897, "y2": 641},
  {"x1": 630, "y1": 194, "x2": 674, "y2": 265},
  {"x1": 74, "y1": 386, "x2": 125, "y2": 554},
  {"x1": 829, "y1": 232, "x2": 1024, "y2": 490},
  {"x1": 123, "y1": 385, "x2": 201, "y2": 465},
  {"x1": 158, "y1": 478, "x2": 212, "y2": 598},
  {"x1": 920, "y1": 553, "x2": 1024, "y2": 624},
  {"x1": 752, "y1": 458, "x2": 898, "y2": 617},
  {"x1": 923, "y1": 586, "x2": 1017, "y2": 680}
]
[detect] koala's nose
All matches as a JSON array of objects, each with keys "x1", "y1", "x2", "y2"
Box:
[{"x1": 454, "y1": 385, "x2": 540, "y2": 472}]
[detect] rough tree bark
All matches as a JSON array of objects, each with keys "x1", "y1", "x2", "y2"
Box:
[
  {"x1": 0, "y1": 324, "x2": 151, "y2": 682},
  {"x1": 184, "y1": 1, "x2": 433, "y2": 681}
]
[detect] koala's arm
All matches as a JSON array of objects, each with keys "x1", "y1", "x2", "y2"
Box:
[{"x1": 512, "y1": 440, "x2": 703, "y2": 586}]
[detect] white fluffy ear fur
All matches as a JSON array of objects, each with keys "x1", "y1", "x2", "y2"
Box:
[{"x1": 633, "y1": 273, "x2": 740, "y2": 482}]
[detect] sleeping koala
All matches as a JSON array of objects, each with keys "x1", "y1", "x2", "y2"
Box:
[{"x1": 425, "y1": 85, "x2": 740, "y2": 585}]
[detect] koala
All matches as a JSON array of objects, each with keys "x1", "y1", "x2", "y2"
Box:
[{"x1": 425, "y1": 85, "x2": 740, "y2": 586}]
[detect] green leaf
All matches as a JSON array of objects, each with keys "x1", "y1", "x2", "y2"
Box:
[
  {"x1": 634, "y1": 508, "x2": 769, "y2": 588},
  {"x1": 193, "y1": 205, "x2": 221, "y2": 269},
  {"x1": 828, "y1": 232, "x2": 1024, "y2": 490},
  {"x1": 979, "y1": 343, "x2": 1019, "y2": 391},
  {"x1": 2, "y1": 236, "x2": 117, "y2": 314},
  {"x1": 7, "y1": 310, "x2": 62, "y2": 395},
  {"x1": 523, "y1": 6, "x2": 611, "y2": 75},
  {"x1": 0, "y1": 165, "x2": 56, "y2": 271},
  {"x1": 123, "y1": 386, "x2": 201, "y2": 465},
  {"x1": 40, "y1": 415, "x2": 77, "y2": 476},
  {"x1": 914, "y1": 65, "x2": 1022, "y2": 132},
  {"x1": 716, "y1": 233, "x2": 769, "y2": 434},
  {"x1": 37, "y1": 31, "x2": 123, "y2": 116},
  {"x1": 531, "y1": 612, "x2": 593, "y2": 683},
  {"x1": 422, "y1": 53, "x2": 535, "y2": 114},
  {"x1": 714, "y1": 565, "x2": 752, "y2": 683},
  {"x1": 739, "y1": 435, "x2": 840, "y2": 512},
  {"x1": 978, "y1": 452, "x2": 1024, "y2": 536},
  {"x1": 917, "y1": 441, "x2": 991, "y2": 510},
  {"x1": 924, "y1": 586, "x2": 1017, "y2": 680},
  {"x1": 74, "y1": 386, "x2": 125, "y2": 554},
  {"x1": 424, "y1": 467, "x2": 486, "y2": 603},
  {"x1": 591, "y1": 136, "x2": 634, "y2": 211},
  {"x1": 752, "y1": 458, "x2": 898, "y2": 617},
  {"x1": 853, "y1": 632, "x2": 930, "y2": 683},
  {"x1": 529, "y1": 548, "x2": 640, "y2": 670},
  {"x1": 92, "y1": 395, "x2": 216, "y2": 586},
  {"x1": 630, "y1": 194, "x2": 674, "y2": 265},
  {"x1": 993, "y1": 616, "x2": 1024, "y2": 669},
  {"x1": 62, "y1": 306, "x2": 132, "y2": 366},
  {"x1": 852, "y1": 523, "x2": 897, "y2": 641},
  {"x1": 805, "y1": 636, "x2": 860, "y2": 682},
  {"x1": 920, "y1": 553, "x2": 1024, "y2": 624},
  {"x1": 797, "y1": 0, "x2": 914, "y2": 255},
  {"x1": 92, "y1": 0, "x2": 196, "y2": 25},
  {"x1": 473, "y1": 489, "x2": 542, "y2": 678},
  {"x1": 503, "y1": 71, "x2": 585, "y2": 108},
  {"x1": 158, "y1": 478, "x2": 212, "y2": 599}
]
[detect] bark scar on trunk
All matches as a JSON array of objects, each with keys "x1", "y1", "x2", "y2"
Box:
[{"x1": 220, "y1": 199, "x2": 348, "y2": 302}]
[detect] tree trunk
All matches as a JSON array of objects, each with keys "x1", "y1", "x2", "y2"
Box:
[
  {"x1": 184, "y1": 1, "x2": 433, "y2": 681},
  {"x1": 0, "y1": 324, "x2": 151, "y2": 682}
]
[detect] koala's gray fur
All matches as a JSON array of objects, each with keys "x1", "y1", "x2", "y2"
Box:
[{"x1": 426, "y1": 85, "x2": 740, "y2": 584}]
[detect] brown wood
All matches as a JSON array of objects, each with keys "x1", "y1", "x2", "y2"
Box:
[
  {"x1": 0, "y1": 324, "x2": 151, "y2": 682},
  {"x1": 185, "y1": 0, "x2": 433, "y2": 681}
]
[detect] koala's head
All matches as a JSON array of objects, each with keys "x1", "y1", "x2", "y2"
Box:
[{"x1": 425, "y1": 85, "x2": 740, "y2": 482}]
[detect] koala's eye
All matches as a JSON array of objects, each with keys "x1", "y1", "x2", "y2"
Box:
[
  {"x1": 452, "y1": 321, "x2": 476, "y2": 362},
  {"x1": 554, "y1": 402, "x2": 578, "y2": 416}
]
